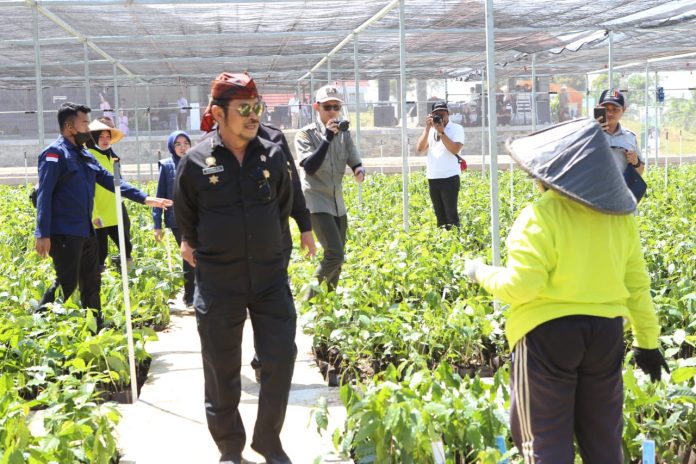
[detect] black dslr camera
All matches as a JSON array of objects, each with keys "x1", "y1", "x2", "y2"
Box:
[
  {"x1": 334, "y1": 119, "x2": 350, "y2": 132},
  {"x1": 432, "y1": 115, "x2": 442, "y2": 124}
]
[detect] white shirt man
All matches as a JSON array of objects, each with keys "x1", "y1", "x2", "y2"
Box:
[{"x1": 417, "y1": 101, "x2": 465, "y2": 229}]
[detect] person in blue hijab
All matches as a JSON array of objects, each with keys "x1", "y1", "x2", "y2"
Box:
[{"x1": 153, "y1": 130, "x2": 194, "y2": 307}]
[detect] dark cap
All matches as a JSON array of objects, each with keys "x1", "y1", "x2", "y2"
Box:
[
  {"x1": 598, "y1": 89, "x2": 625, "y2": 108},
  {"x1": 431, "y1": 101, "x2": 449, "y2": 113}
]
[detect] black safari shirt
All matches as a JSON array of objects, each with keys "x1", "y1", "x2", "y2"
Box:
[{"x1": 174, "y1": 130, "x2": 292, "y2": 295}]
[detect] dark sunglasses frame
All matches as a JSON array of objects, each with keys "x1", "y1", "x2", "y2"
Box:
[
  {"x1": 236, "y1": 103, "x2": 265, "y2": 117},
  {"x1": 321, "y1": 104, "x2": 342, "y2": 112}
]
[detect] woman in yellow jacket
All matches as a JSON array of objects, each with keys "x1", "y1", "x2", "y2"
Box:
[
  {"x1": 86, "y1": 118, "x2": 133, "y2": 271},
  {"x1": 464, "y1": 119, "x2": 668, "y2": 463}
]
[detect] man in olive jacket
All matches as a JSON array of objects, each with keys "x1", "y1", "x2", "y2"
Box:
[{"x1": 295, "y1": 85, "x2": 364, "y2": 296}]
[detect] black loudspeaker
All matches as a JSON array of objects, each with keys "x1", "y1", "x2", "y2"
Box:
[{"x1": 374, "y1": 105, "x2": 396, "y2": 127}]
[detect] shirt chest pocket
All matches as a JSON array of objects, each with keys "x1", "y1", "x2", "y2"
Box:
[
  {"x1": 332, "y1": 142, "x2": 349, "y2": 171},
  {"x1": 198, "y1": 176, "x2": 239, "y2": 209},
  {"x1": 243, "y1": 165, "x2": 279, "y2": 203}
]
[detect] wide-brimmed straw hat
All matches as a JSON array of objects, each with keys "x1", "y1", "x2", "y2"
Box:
[
  {"x1": 506, "y1": 118, "x2": 636, "y2": 215},
  {"x1": 88, "y1": 119, "x2": 124, "y2": 144}
]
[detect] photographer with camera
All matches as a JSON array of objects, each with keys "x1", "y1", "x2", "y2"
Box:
[
  {"x1": 296, "y1": 85, "x2": 364, "y2": 298},
  {"x1": 417, "y1": 101, "x2": 465, "y2": 229},
  {"x1": 595, "y1": 89, "x2": 645, "y2": 177}
]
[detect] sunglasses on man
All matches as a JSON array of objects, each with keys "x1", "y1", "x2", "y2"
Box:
[
  {"x1": 321, "y1": 104, "x2": 342, "y2": 112},
  {"x1": 236, "y1": 103, "x2": 265, "y2": 118}
]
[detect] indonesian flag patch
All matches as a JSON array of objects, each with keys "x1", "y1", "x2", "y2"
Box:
[{"x1": 46, "y1": 153, "x2": 60, "y2": 163}]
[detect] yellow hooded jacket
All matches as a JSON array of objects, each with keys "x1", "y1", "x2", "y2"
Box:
[{"x1": 477, "y1": 189, "x2": 659, "y2": 351}]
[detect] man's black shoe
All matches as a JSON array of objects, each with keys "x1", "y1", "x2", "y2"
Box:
[
  {"x1": 250, "y1": 354, "x2": 262, "y2": 383},
  {"x1": 219, "y1": 453, "x2": 243, "y2": 464},
  {"x1": 260, "y1": 452, "x2": 292, "y2": 464}
]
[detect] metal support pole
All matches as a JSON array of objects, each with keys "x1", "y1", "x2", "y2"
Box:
[
  {"x1": 354, "y1": 34, "x2": 363, "y2": 207},
  {"x1": 113, "y1": 63, "x2": 120, "y2": 126},
  {"x1": 664, "y1": 131, "x2": 668, "y2": 186},
  {"x1": 509, "y1": 158, "x2": 514, "y2": 213},
  {"x1": 585, "y1": 74, "x2": 591, "y2": 118},
  {"x1": 654, "y1": 71, "x2": 659, "y2": 166},
  {"x1": 295, "y1": 82, "x2": 301, "y2": 127},
  {"x1": 146, "y1": 85, "x2": 152, "y2": 174},
  {"x1": 481, "y1": 67, "x2": 486, "y2": 177},
  {"x1": 679, "y1": 130, "x2": 683, "y2": 166},
  {"x1": 531, "y1": 54, "x2": 537, "y2": 131},
  {"x1": 608, "y1": 31, "x2": 614, "y2": 90},
  {"x1": 309, "y1": 73, "x2": 315, "y2": 123},
  {"x1": 398, "y1": 0, "x2": 409, "y2": 231},
  {"x1": 133, "y1": 81, "x2": 143, "y2": 181},
  {"x1": 484, "y1": 0, "x2": 501, "y2": 267},
  {"x1": 310, "y1": 72, "x2": 315, "y2": 99},
  {"x1": 84, "y1": 42, "x2": 91, "y2": 107},
  {"x1": 327, "y1": 57, "x2": 332, "y2": 84},
  {"x1": 644, "y1": 61, "x2": 649, "y2": 169},
  {"x1": 32, "y1": 6, "x2": 45, "y2": 148}
]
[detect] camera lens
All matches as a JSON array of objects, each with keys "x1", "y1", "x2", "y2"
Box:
[
  {"x1": 433, "y1": 115, "x2": 442, "y2": 124},
  {"x1": 336, "y1": 120, "x2": 350, "y2": 132}
]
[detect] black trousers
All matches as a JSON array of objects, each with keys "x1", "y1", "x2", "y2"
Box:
[
  {"x1": 170, "y1": 227, "x2": 195, "y2": 304},
  {"x1": 39, "y1": 234, "x2": 103, "y2": 327},
  {"x1": 428, "y1": 175, "x2": 460, "y2": 229},
  {"x1": 510, "y1": 316, "x2": 624, "y2": 464},
  {"x1": 310, "y1": 213, "x2": 348, "y2": 292},
  {"x1": 95, "y1": 205, "x2": 133, "y2": 267},
  {"x1": 195, "y1": 283, "x2": 297, "y2": 457}
]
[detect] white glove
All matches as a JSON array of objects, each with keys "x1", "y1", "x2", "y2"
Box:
[{"x1": 464, "y1": 258, "x2": 486, "y2": 283}]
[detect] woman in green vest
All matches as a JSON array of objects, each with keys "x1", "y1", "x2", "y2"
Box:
[{"x1": 86, "y1": 117, "x2": 133, "y2": 271}]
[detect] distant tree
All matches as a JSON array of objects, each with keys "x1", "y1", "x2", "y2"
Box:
[{"x1": 664, "y1": 90, "x2": 696, "y2": 132}]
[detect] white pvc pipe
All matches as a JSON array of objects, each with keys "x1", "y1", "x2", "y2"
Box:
[
  {"x1": 164, "y1": 229, "x2": 173, "y2": 273},
  {"x1": 32, "y1": 6, "x2": 45, "y2": 148},
  {"x1": 585, "y1": 74, "x2": 591, "y2": 119},
  {"x1": 481, "y1": 67, "x2": 486, "y2": 178},
  {"x1": 484, "y1": 0, "x2": 501, "y2": 267},
  {"x1": 134, "y1": 81, "x2": 143, "y2": 181},
  {"x1": 654, "y1": 71, "x2": 659, "y2": 166},
  {"x1": 84, "y1": 42, "x2": 91, "y2": 107},
  {"x1": 398, "y1": 0, "x2": 409, "y2": 231},
  {"x1": 146, "y1": 85, "x2": 152, "y2": 173},
  {"x1": 112, "y1": 160, "x2": 139, "y2": 404},
  {"x1": 354, "y1": 34, "x2": 363, "y2": 207},
  {"x1": 664, "y1": 133, "x2": 668, "y2": 186},
  {"x1": 608, "y1": 31, "x2": 614, "y2": 90},
  {"x1": 531, "y1": 53, "x2": 537, "y2": 132},
  {"x1": 644, "y1": 61, "x2": 649, "y2": 170}
]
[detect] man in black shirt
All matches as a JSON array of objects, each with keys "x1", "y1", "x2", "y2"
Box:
[{"x1": 176, "y1": 72, "x2": 295, "y2": 464}]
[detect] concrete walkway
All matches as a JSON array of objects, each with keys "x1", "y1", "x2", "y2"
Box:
[{"x1": 116, "y1": 298, "x2": 350, "y2": 464}]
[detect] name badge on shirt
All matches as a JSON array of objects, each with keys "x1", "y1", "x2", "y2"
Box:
[{"x1": 202, "y1": 165, "x2": 224, "y2": 175}]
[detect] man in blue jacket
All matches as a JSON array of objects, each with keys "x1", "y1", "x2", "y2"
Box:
[{"x1": 35, "y1": 102, "x2": 172, "y2": 328}]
